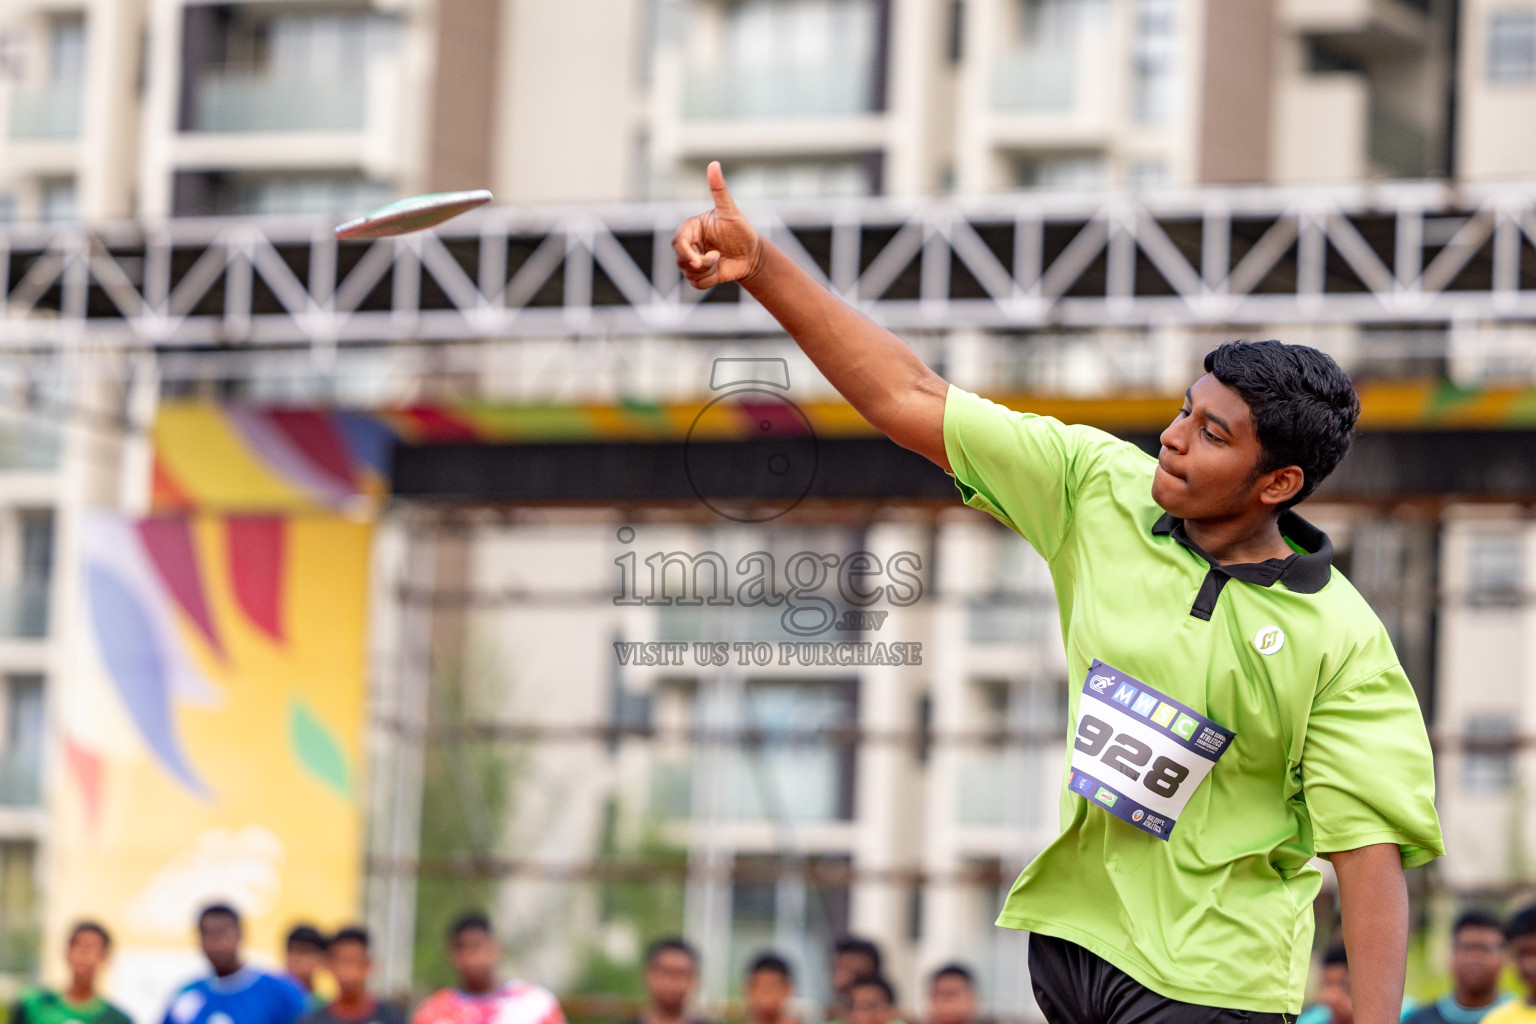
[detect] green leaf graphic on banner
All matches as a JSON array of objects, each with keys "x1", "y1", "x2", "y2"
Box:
[{"x1": 290, "y1": 699, "x2": 349, "y2": 796}]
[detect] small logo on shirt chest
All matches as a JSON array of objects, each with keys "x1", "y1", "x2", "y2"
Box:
[{"x1": 1253, "y1": 625, "x2": 1286, "y2": 655}]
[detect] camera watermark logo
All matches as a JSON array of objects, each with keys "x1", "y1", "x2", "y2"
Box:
[
  {"x1": 613, "y1": 359, "x2": 924, "y2": 667},
  {"x1": 683, "y1": 357, "x2": 817, "y2": 523}
]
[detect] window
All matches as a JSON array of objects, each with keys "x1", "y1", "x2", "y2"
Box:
[
  {"x1": 1462, "y1": 714, "x2": 1516, "y2": 792},
  {"x1": 958, "y1": 676, "x2": 1062, "y2": 827},
  {"x1": 1014, "y1": 154, "x2": 1106, "y2": 190},
  {"x1": 684, "y1": 0, "x2": 883, "y2": 119},
  {"x1": 1127, "y1": 159, "x2": 1168, "y2": 189},
  {"x1": 172, "y1": 171, "x2": 391, "y2": 218},
  {"x1": 725, "y1": 157, "x2": 878, "y2": 200},
  {"x1": 731, "y1": 679, "x2": 857, "y2": 821},
  {"x1": 1468, "y1": 535, "x2": 1523, "y2": 607},
  {"x1": 38, "y1": 180, "x2": 76, "y2": 223},
  {"x1": 0, "y1": 841, "x2": 38, "y2": 974},
  {"x1": 0, "y1": 676, "x2": 42, "y2": 806},
  {"x1": 1488, "y1": 11, "x2": 1536, "y2": 83},
  {"x1": 46, "y1": 17, "x2": 87, "y2": 82},
  {"x1": 184, "y1": 7, "x2": 398, "y2": 132},
  {"x1": 1131, "y1": 0, "x2": 1176, "y2": 124}
]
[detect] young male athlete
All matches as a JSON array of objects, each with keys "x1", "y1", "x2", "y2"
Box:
[
  {"x1": 673, "y1": 163, "x2": 1444, "y2": 1024},
  {"x1": 1404, "y1": 911, "x2": 1509, "y2": 1024},
  {"x1": 11, "y1": 922, "x2": 132, "y2": 1024},
  {"x1": 299, "y1": 928, "x2": 405, "y2": 1024},
  {"x1": 744, "y1": 953, "x2": 798, "y2": 1024},
  {"x1": 163, "y1": 905, "x2": 308, "y2": 1024},
  {"x1": 410, "y1": 913, "x2": 564, "y2": 1024},
  {"x1": 1483, "y1": 906, "x2": 1536, "y2": 1024}
]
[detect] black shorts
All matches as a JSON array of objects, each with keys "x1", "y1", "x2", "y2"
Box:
[{"x1": 1028, "y1": 933, "x2": 1292, "y2": 1024}]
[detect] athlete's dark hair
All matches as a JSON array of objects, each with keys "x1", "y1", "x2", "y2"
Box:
[
  {"x1": 69, "y1": 921, "x2": 112, "y2": 949},
  {"x1": 849, "y1": 975, "x2": 896, "y2": 1006},
  {"x1": 747, "y1": 952, "x2": 793, "y2": 981},
  {"x1": 1322, "y1": 942, "x2": 1348, "y2": 968},
  {"x1": 330, "y1": 926, "x2": 370, "y2": 951},
  {"x1": 198, "y1": 904, "x2": 241, "y2": 929},
  {"x1": 1505, "y1": 904, "x2": 1536, "y2": 941},
  {"x1": 1453, "y1": 909, "x2": 1504, "y2": 938},
  {"x1": 646, "y1": 936, "x2": 698, "y2": 967},
  {"x1": 1203, "y1": 340, "x2": 1360, "y2": 510},
  {"x1": 286, "y1": 924, "x2": 328, "y2": 952},
  {"x1": 448, "y1": 911, "x2": 493, "y2": 942},
  {"x1": 834, "y1": 936, "x2": 883, "y2": 974},
  {"x1": 931, "y1": 963, "x2": 973, "y2": 987}
]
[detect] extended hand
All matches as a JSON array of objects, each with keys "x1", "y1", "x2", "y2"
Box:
[{"x1": 672, "y1": 161, "x2": 765, "y2": 289}]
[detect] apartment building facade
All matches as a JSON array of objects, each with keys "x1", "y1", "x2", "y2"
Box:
[{"x1": 0, "y1": 0, "x2": 1535, "y2": 1017}]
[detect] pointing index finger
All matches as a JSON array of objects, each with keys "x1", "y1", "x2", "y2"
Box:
[{"x1": 707, "y1": 160, "x2": 739, "y2": 216}]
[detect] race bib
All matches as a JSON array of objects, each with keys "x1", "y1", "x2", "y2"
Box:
[{"x1": 1067, "y1": 659, "x2": 1235, "y2": 840}]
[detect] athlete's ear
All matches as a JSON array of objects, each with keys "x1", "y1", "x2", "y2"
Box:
[{"x1": 1258, "y1": 465, "x2": 1305, "y2": 508}]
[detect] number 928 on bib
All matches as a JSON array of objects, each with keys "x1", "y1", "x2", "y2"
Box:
[{"x1": 1068, "y1": 659, "x2": 1235, "y2": 840}]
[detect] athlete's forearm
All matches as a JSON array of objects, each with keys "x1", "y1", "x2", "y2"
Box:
[
  {"x1": 1333, "y1": 843, "x2": 1408, "y2": 1024},
  {"x1": 741, "y1": 241, "x2": 950, "y2": 469}
]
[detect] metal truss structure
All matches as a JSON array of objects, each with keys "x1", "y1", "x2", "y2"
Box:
[{"x1": 7, "y1": 181, "x2": 1536, "y2": 349}]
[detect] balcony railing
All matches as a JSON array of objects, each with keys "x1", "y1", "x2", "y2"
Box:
[
  {"x1": 0, "y1": 751, "x2": 40, "y2": 807},
  {"x1": 190, "y1": 73, "x2": 366, "y2": 133},
  {"x1": 7, "y1": 83, "x2": 83, "y2": 140},
  {"x1": 992, "y1": 46, "x2": 1075, "y2": 112},
  {"x1": 0, "y1": 584, "x2": 49, "y2": 640},
  {"x1": 683, "y1": 63, "x2": 877, "y2": 120}
]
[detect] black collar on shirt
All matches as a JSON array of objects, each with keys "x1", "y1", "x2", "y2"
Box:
[{"x1": 1152, "y1": 510, "x2": 1333, "y2": 620}]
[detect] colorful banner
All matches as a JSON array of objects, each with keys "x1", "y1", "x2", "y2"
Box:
[
  {"x1": 149, "y1": 380, "x2": 1536, "y2": 511},
  {"x1": 47, "y1": 513, "x2": 373, "y2": 1023}
]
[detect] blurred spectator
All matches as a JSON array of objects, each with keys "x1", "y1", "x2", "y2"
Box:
[
  {"x1": 286, "y1": 926, "x2": 330, "y2": 1011},
  {"x1": 623, "y1": 938, "x2": 710, "y2": 1024},
  {"x1": 744, "y1": 953, "x2": 797, "y2": 1024},
  {"x1": 1483, "y1": 905, "x2": 1536, "y2": 1024},
  {"x1": 925, "y1": 966, "x2": 975, "y2": 1024},
  {"x1": 846, "y1": 977, "x2": 902, "y2": 1024},
  {"x1": 11, "y1": 922, "x2": 131, "y2": 1024},
  {"x1": 410, "y1": 912, "x2": 564, "y2": 1024},
  {"x1": 1297, "y1": 943, "x2": 1417, "y2": 1024},
  {"x1": 162, "y1": 905, "x2": 307, "y2": 1024},
  {"x1": 298, "y1": 928, "x2": 404, "y2": 1024},
  {"x1": 829, "y1": 939, "x2": 882, "y2": 1023},
  {"x1": 1405, "y1": 910, "x2": 1509, "y2": 1024}
]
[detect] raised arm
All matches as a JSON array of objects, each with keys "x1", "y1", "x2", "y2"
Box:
[{"x1": 673, "y1": 162, "x2": 951, "y2": 472}]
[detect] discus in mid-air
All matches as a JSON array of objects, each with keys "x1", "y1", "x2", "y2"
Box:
[{"x1": 333, "y1": 189, "x2": 493, "y2": 240}]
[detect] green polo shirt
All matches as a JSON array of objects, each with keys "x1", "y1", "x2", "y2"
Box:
[{"x1": 943, "y1": 386, "x2": 1443, "y2": 1016}]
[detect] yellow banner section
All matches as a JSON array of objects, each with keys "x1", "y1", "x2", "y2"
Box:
[{"x1": 48, "y1": 514, "x2": 372, "y2": 1023}]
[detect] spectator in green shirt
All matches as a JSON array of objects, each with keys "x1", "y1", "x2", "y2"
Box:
[
  {"x1": 12, "y1": 922, "x2": 131, "y2": 1024},
  {"x1": 672, "y1": 164, "x2": 1444, "y2": 1024}
]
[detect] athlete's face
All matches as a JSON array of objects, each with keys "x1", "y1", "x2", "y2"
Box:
[
  {"x1": 65, "y1": 929, "x2": 109, "y2": 987},
  {"x1": 328, "y1": 940, "x2": 371, "y2": 1000},
  {"x1": 645, "y1": 949, "x2": 697, "y2": 1014},
  {"x1": 1450, "y1": 926, "x2": 1504, "y2": 998},
  {"x1": 927, "y1": 975, "x2": 974, "y2": 1024},
  {"x1": 199, "y1": 915, "x2": 242, "y2": 976},
  {"x1": 286, "y1": 943, "x2": 324, "y2": 990},
  {"x1": 1512, "y1": 934, "x2": 1536, "y2": 991},
  {"x1": 1317, "y1": 964, "x2": 1351, "y2": 1024},
  {"x1": 847, "y1": 985, "x2": 893, "y2": 1024},
  {"x1": 450, "y1": 927, "x2": 499, "y2": 994},
  {"x1": 1152, "y1": 374, "x2": 1303, "y2": 521},
  {"x1": 745, "y1": 969, "x2": 792, "y2": 1023}
]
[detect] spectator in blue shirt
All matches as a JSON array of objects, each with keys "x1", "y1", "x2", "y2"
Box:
[{"x1": 162, "y1": 905, "x2": 308, "y2": 1024}]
